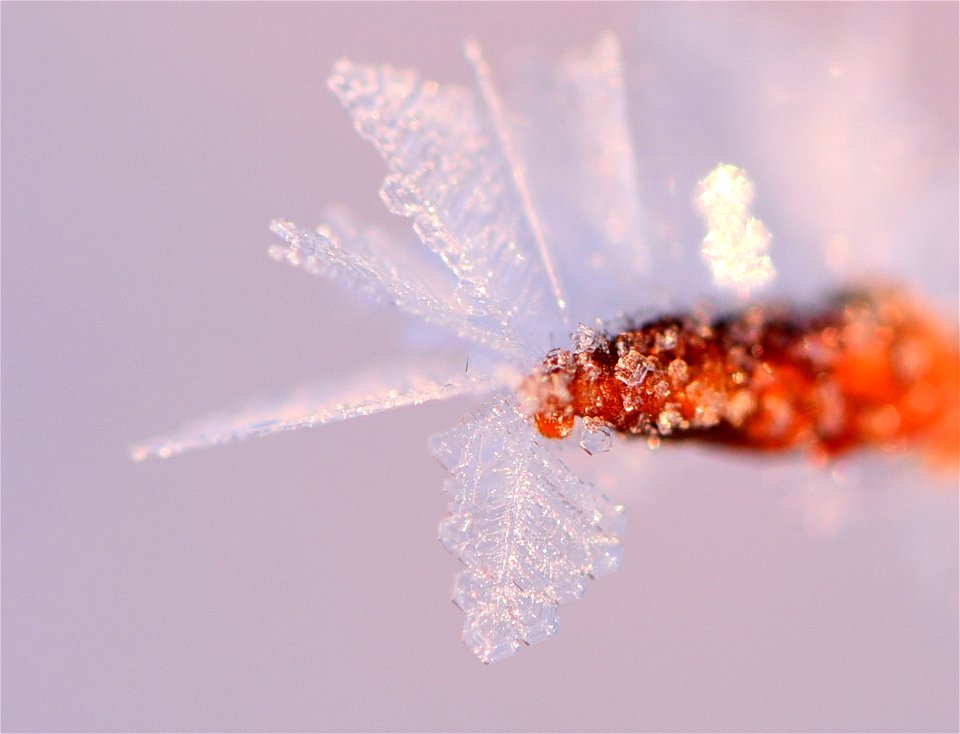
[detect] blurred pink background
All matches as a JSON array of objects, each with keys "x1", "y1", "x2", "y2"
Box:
[{"x1": 3, "y1": 3, "x2": 957, "y2": 731}]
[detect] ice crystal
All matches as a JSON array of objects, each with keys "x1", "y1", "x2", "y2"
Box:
[
  {"x1": 572, "y1": 322, "x2": 605, "y2": 355},
  {"x1": 134, "y1": 35, "x2": 768, "y2": 662},
  {"x1": 131, "y1": 354, "x2": 493, "y2": 461},
  {"x1": 327, "y1": 51, "x2": 567, "y2": 362},
  {"x1": 579, "y1": 418, "x2": 614, "y2": 456},
  {"x1": 615, "y1": 349, "x2": 654, "y2": 388},
  {"x1": 268, "y1": 210, "x2": 509, "y2": 355},
  {"x1": 503, "y1": 34, "x2": 650, "y2": 325},
  {"x1": 431, "y1": 397, "x2": 623, "y2": 662}
]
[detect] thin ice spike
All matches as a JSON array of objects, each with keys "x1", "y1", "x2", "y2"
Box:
[
  {"x1": 464, "y1": 39, "x2": 569, "y2": 326},
  {"x1": 132, "y1": 358, "x2": 494, "y2": 461},
  {"x1": 505, "y1": 34, "x2": 651, "y2": 324}
]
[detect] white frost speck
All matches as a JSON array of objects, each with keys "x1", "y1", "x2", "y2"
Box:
[{"x1": 697, "y1": 163, "x2": 776, "y2": 298}]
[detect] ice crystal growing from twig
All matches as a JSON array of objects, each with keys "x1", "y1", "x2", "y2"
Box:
[
  {"x1": 431, "y1": 397, "x2": 623, "y2": 663},
  {"x1": 133, "y1": 36, "x2": 645, "y2": 662},
  {"x1": 133, "y1": 34, "x2": 955, "y2": 663}
]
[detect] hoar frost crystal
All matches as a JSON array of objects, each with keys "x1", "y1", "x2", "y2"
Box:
[{"x1": 134, "y1": 36, "x2": 958, "y2": 663}]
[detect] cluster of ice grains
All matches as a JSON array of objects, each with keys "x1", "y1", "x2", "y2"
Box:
[{"x1": 524, "y1": 287, "x2": 958, "y2": 464}]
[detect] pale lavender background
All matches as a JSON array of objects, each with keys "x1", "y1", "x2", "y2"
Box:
[{"x1": 3, "y1": 3, "x2": 958, "y2": 732}]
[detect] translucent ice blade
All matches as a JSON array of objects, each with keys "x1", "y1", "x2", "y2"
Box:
[
  {"x1": 431, "y1": 395, "x2": 624, "y2": 663},
  {"x1": 505, "y1": 34, "x2": 651, "y2": 325},
  {"x1": 696, "y1": 163, "x2": 777, "y2": 298},
  {"x1": 269, "y1": 209, "x2": 524, "y2": 360},
  {"x1": 328, "y1": 57, "x2": 568, "y2": 364},
  {"x1": 464, "y1": 40, "x2": 569, "y2": 324},
  {"x1": 131, "y1": 356, "x2": 495, "y2": 461}
]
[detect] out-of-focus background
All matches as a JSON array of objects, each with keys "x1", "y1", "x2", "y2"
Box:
[{"x1": 3, "y1": 3, "x2": 957, "y2": 732}]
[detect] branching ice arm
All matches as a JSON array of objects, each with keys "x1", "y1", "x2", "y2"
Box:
[
  {"x1": 327, "y1": 58, "x2": 567, "y2": 362},
  {"x1": 269, "y1": 212, "x2": 523, "y2": 359},
  {"x1": 431, "y1": 396, "x2": 624, "y2": 663},
  {"x1": 132, "y1": 357, "x2": 495, "y2": 461}
]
